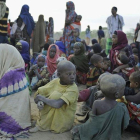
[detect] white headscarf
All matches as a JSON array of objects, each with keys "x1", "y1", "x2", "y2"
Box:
[
  {"x1": 0, "y1": 44, "x2": 25, "y2": 79},
  {"x1": 0, "y1": 1, "x2": 6, "y2": 20}
]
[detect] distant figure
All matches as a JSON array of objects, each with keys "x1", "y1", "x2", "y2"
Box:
[
  {"x1": 134, "y1": 23, "x2": 140, "y2": 42},
  {"x1": 32, "y1": 15, "x2": 46, "y2": 53},
  {"x1": 48, "y1": 17, "x2": 54, "y2": 38},
  {"x1": 106, "y1": 7, "x2": 124, "y2": 54},
  {"x1": 10, "y1": 5, "x2": 35, "y2": 46},
  {"x1": 0, "y1": 0, "x2": 9, "y2": 43},
  {"x1": 85, "y1": 25, "x2": 91, "y2": 45},
  {"x1": 97, "y1": 26, "x2": 106, "y2": 50}
]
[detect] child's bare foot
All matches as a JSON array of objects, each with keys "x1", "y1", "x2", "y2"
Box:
[{"x1": 29, "y1": 127, "x2": 39, "y2": 133}]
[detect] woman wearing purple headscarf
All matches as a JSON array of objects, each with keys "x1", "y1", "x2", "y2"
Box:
[
  {"x1": 62, "y1": 1, "x2": 77, "y2": 57},
  {"x1": 0, "y1": 44, "x2": 31, "y2": 139}
]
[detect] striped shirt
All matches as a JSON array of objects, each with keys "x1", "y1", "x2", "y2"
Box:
[
  {"x1": 0, "y1": 7, "x2": 9, "y2": 36},
  {"x1": 86, "y1": 65, "x2": 103, "y2": 88}
]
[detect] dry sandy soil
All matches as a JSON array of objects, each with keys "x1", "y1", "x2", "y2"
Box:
[{"x1": 18, "y1": 85, "x2": 140, "y2": 140}]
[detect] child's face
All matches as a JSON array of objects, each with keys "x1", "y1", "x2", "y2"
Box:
[
  {"x1": 49, "y1": 47, "x2": 56, "y2": 58},
  {"x1": 103, "y1": 60, "x2": 110, "y2": 70},
  {"x1": 112, "y1": 34, "x2": 118, "y2": 45},
  {"x1": 37, "y1": 57, "x2": 45, "y2": 68},
  {"x1": 76, "y1": 16, "x2": 81, "y2": 22},
  {"x1": 129, "y1": 75, "x2": 139, "y2": 89},
  {"x1": 73, "y1": 30, "x2": 79, "y2": 37},
  {"x1": 94, "y1": 58, "x2": 104, "y2": 69},
  {"x1": 59, "y1": 67, "x2": 76, "y2": 85},
  {"x1": 74, "y1": 45, "x2": 81, "y2": 55}
]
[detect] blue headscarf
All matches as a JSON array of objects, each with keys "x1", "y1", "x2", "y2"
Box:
[
  {"x1": 19, "y1": 40, "x2": 30, "y2": 64},
  {"x1": 33, "y1": 54, "x2": 47, "y2": 66},
  {"x1": 55, "y1": 41, "x2": 66, "y2": 53},
  {"x1": 19, "y1": 5, "x2": 35, "y2": 36}
]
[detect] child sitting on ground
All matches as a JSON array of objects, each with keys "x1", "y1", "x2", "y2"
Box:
[
  {"x1": 29, "y1": 54, "x2": 49, "y2": 90},
  {"x1": 69, "y1": 28, "x2": 81, "y2": 55},
  {"x1": 46, "y1": 44, "x2": 59, "y2": 77},
  {"x1": 72, "y1": 74, "x2": 130, "y2": 140},
  {"x1": 86, "y1": 54, "x2": 104, "y2": 88},
  {"x1": 124, "y1": 71, "x2": 140, "y2": 132},
  {"x1": 29, "y1": 61, "x2": 79, "y2": 133},
  {"x1": 42, "y1": 43, "x2": 49, "y2": 56},
  {"x1": 70, "y1": 42, "x2": 89, "y2": 85}
]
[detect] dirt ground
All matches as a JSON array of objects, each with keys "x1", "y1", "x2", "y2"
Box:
[{"x1": 18, "y1": 85, "x2": 140, "y2": 140}]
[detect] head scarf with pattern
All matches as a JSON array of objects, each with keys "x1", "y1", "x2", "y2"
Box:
[{"x1": 66, "y1": 1, "x2": 75, "y2": 11}]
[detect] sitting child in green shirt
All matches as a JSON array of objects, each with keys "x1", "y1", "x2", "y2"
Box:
[{"x1": 72, "y1": 74, "x2": 130, "y2": 140}]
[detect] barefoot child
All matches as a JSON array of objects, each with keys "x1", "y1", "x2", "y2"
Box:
[
  {"x1": 72, "y1": 74, "x2": 130, "y2": 140},
  {"x1": 30, "y1": 61, "x2": 78, "y2": 133}
]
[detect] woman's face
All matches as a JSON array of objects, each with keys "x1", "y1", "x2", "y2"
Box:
[
  {"x1": 74, "y1": 45, "x2": 81, "y2": 55},
  {"x1": 112, "y1": 34, "x2": 118, "y2": 45},
  {"x1": 49, "y1": 47, "x2": 56, "y2": 58}
]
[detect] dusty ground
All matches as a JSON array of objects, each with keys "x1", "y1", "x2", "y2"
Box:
[{"x1": 18, "y1": 85, "x2": 140, "y2": 140}]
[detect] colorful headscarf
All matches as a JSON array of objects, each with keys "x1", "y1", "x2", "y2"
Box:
[
  {"x1": 19, "y1": 5, "x2": 35, "y2": 36},
  {"x1": 34, "y1": 54, "x2": 47, "y2": 66},
  {"x1": 46, "y1": 44, "x2": 59, "y2": 75},
  {"x1": 17, "y1": 40, "x2": 30, "y2": 64},
  {"x1": 0, "y1": 44, "x2": 28, "y2": 98},
  {"x1": 66, "y1": 1, "x2": 75, "y2": 11},
  {"x1": 110, "y1": 30, "x2": 128, "y2": 71},
  {"x1": 55, "y1": 41, "x2": 66, "y2": 53}
]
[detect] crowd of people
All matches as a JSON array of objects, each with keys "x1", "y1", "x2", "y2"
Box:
[{"x1": 0, "y1": 0, "x2": 140, "y2": 140}]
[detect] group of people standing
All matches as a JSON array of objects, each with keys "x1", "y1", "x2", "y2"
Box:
[{"x1": 0, "y1": 0, "x2": 140, "y2": 140}]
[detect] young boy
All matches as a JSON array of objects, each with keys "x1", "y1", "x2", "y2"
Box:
[
  {"x1": 69, "y1": 28, "x2": 81, "y2": 55},
  {"x1": 29, "y1": 61, "x2": 79, "y2": 133},
  {"x1": 86, "y1": 54, "x2": 104, "y2": 88},
  {"x1": 102, "y1": 57, "x2": 111, "y2": 72},
  {"x1": 72, "y1": 74, "x2": 130, "y2": 140}
]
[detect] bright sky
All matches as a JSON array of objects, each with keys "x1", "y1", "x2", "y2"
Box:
[{"x1": 6, "y1": 0, "x2": 140, "y2": 32}]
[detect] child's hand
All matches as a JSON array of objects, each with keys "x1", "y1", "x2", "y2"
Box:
[
  {"x1": 37, "y1": 101, "x2": 44, "y2": 110},
  {"x1": 31, "y1": 64, "x2": 38, "y2": 71}
]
